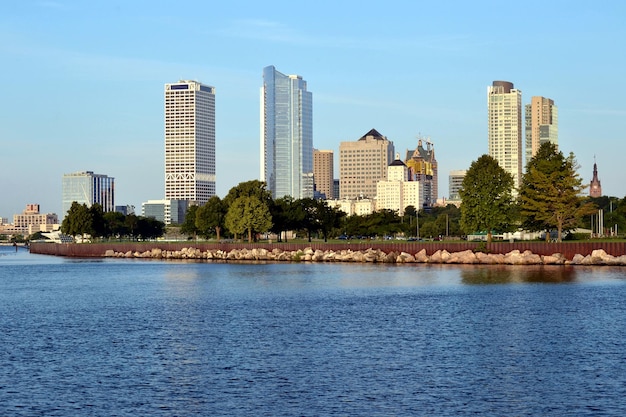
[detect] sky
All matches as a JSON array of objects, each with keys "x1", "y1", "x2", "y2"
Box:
[{"x1": 1, "y1": 0, "x2": 625, "y2": 220}]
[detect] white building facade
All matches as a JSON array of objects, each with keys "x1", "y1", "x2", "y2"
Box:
[
  {"x1": 164, "y1": 80, "x2": 216, "y2": 205},
  {"x1": 488, "y1": 81, "x2": 523, "y2": 191},
  {"x1": 375, "y1": 155, "x2": 420, "y2": 216}
]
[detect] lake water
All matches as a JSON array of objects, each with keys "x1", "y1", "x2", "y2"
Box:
[{"x1": 2, "y1": 246, "x2": 626, "y2": 416}]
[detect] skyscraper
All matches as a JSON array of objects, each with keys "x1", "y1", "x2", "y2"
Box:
[
  {"x1": 313, "y1": 149, "x2": 334, "y2": 199},
  {"x1": 62, "y1": 171, "x2": 115, "y2": 216},
  {"x1": 405, "y1": 138, "x2": 438, "y2": 208},
  {"x1": 164, "y1": 80, "x2": 216, "y2": 205},
  {"x1": 339, "y1": 129, "x2": 395, "y2": 200},
  {"x1": 448, "y1": 170, "x2": 467, "y2": 203},
  {"x1": 260, "y1": 65, "x2": 313, "y2": 199},
  {"x1": 525, "y1": 96, "x2": 558, "y2": 163},
  {"x1": 488, "y1": 81, "x2": 523, "y2": 191}
]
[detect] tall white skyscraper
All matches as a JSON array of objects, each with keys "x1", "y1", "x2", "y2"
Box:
[
  {"x1": 164, "y1": 80, "x2": 216, "y2": 205},
  {"x1": 488, "y1": 80, "x2": 523, "y2": 191},
  {"x1": 260, "y1": 65, "x2": 313, "y2": 199}
]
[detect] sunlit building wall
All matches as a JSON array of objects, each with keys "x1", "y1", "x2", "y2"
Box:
[
  {"x1": 313, "y1": 149, "x2": 334, "y2": 199},
  {"x1": 164, "y1": 80, "x2": 216, "y2": 205},
  {"x1": 488, "y1": 81, "x2": 523, "y2": 191},
  {"x1": 525, "y1": 96, "x2": 558, "y2": 163},
  {"x1": 339, "y1": 129, "x2": 395, "y2": 200}
]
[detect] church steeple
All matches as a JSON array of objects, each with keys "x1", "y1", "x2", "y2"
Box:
[{"x1": 590, "y1": 156, "x2": 602, "y2": 197}]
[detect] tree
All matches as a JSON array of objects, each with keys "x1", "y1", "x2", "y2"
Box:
[
  {"x1": 583, "y1": 196, "x2": 626, "y2": 237},
  {"x1": 89, "y1": 203, "x2": 106, "y2": 239},
  {"x1": 223, "y1": 180, "x2": 272, "y2": 209},
  {"x1": 180, "y1": 205, "x2": 200, "y2": 239},
  {"x1": 315, "y1": 201, "x2": 346, "y2": 242},
  {"x1": 103, "y1": 211, "x2": 128, "y2": 240},
  {"x1": 125, "y1": 214, "x2": 140, "y2": 240},
  {"x1": 270, "y1": 196, "x2": 303, "y2": 242},
  {"x1": 341, "y1": 214, "x2": 366, "y2": 238},
  {"x1": 299, "y1": 198, "x2": 321, "y2": 242},
  {"x1": 196, "y1": 196, "x2": 227, "y2": 240},
  {"x1": 518, "y1": 143, "x2": 595, "y2": 242},
  {"x1": 61, "y1": 202, "x2": 93, "y2": 238},
  {"x1": 225, "y1": 196, "x2": 272, "y2": 243},
  {"x1": 224, "y1": 180, "x2": 273, "y2": 241},
  {"x1": 367, "y1": 209, "x2": 402, "y2": 238},
  {"x1": 459, "y1": 154, "x2": 516, "y2": 243},
  {"x1": 136, "y1": 217, "x2": 165, "y2": 240}
]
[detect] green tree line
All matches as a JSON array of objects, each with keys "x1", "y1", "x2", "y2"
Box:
[
  {"x1": 182, "y1": 180, "x2": 463, "y2": 242},
  {"x1": 61, "y1": 202, "x2": 164, "y2": 241},
  {"x1": 459, "y1": 143, "x2": 619, "y2": 242}
]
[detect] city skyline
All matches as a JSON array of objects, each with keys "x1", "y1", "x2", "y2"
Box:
[{"x1": 1, "y1": 1, "x2": 625, "y2": 218}]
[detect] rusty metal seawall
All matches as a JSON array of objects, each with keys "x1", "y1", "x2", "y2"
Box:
[{"x1": 30, "y1": 241, "x2": 626, "y2": 260}]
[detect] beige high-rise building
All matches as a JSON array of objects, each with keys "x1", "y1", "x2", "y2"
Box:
[
  {"x1": 313, "y1": 149, "x2": 334, "y2": 199},
  {"x1": 525, "y1": 96, "x2": 558, "y2": 163},
  {"x1": 12, "y1": 204, "x2": 58, "y2": 234},
  {"x1": 339, "y1": 129, "x2": 395, "y2": 200},
  {"x1": 488, "y1": 81, "x2": 523, "y2": 191}
]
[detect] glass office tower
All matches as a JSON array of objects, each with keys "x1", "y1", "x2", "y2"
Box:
[
  {"x1": 61, "y1": 171, "x2": 115, "y2": 217},
  {"x1": 260, "y1": 65, "x2": 313, "y2": 199}
]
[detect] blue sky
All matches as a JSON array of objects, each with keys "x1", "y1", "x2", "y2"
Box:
[{"x1": 1, "y1": 0, "x2": 625, "y2": 219}]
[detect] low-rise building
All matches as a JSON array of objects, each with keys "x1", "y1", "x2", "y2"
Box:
[
  {"x1": 141, "y1": 199, "x2": 188, "y2": 225},
  {"x1": 327, "y1": 198, "x2": 375, "y2": 217},
  {"x1": 0, "y1": 204, "x2": 59, "y2": 236}
]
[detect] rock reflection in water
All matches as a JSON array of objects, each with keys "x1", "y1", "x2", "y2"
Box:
[{"x1": 461, "y1": 265, "x2": 577, "y2": 284}]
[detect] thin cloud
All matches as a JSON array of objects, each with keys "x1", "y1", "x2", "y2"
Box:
[{"x1": 218, "y1": 18, "x2": 475, "y2": 52}]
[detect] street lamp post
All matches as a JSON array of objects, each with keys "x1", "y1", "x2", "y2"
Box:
[{"x1": 416, "y1": 210, "x2": 420, "y2": 240}]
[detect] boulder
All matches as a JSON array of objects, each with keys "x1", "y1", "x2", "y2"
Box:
[
  {"x1": 398, "y1": 252, "x2": 416, "y2": 263},
  {"x1": 414, "y1": 249, "x2": 429, "y2": 263},
  {"x1": 449, "y1": 250, "x2": 477, "y2": 264}
]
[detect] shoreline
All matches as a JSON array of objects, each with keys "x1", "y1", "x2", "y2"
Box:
[
  {"x1": 29, "y1": 242, "x2": 626, "y2": 266},
  {"x1": 105, "y1": 246, "x2": 626, "y2": 266}
]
